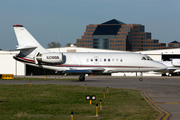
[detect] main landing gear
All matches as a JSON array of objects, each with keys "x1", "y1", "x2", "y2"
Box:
[
  {"x1": 79, "y1": 74, "x2": 85, "y2": 81},
  {"x1": 139, "y1": 72, "x2": 143, "y2": 81},
  {"x1": 166, "y1": 73, "x2": 172, "y2": 77}
]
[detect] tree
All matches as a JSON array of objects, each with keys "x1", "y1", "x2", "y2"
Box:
[
  {"x1": 47, "y1": 42, "x2": 61, "y2": 48},
  {"x1": 66, "y1": 43, "x2": 72, "y2": 47}
]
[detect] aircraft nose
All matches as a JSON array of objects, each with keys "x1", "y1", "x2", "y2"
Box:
[{"x1": 158, "y1": 62, "x2": 167, "y2": 70}]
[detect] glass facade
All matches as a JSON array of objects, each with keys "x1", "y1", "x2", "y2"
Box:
[{"x1": 93, "y1": 39, "x2": 108, "y2": 49}]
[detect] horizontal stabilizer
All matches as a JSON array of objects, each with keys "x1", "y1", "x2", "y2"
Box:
[
  {"x1": 16, "y1": 46, "x2": 37, "y2": 50},
  {"x1": 65, "y1": 70, "x2": 92, "y2": 73},
  {"x1": 9, "y1": 46, "x2": 37, "y2": 51}
]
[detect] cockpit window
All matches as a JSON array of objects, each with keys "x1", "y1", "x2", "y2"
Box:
[
  {"x1": 147, "y1": 56, "x2": 153, "y2": 60},
  {"x1": 142, "y1": 57, "x2": 146, "y2": 60},
  {"x1": 142, "y1": 56, "x2": 153, "y2": 61}
]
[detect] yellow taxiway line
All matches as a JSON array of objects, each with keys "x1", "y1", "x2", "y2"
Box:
[{"x1": 141, "y1": 91, "x2": 170, "y2": 120}]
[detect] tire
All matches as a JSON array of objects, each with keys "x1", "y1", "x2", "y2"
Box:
[{"x1": 79, "y1": 76, "x2": 85, "y2": 81}]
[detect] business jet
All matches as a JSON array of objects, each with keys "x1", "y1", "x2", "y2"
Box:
[
  {"x1": 160, "y1": 59, "x2": 180, "y2": 76},
  {"x1": 12, "y1": 25, "x2": 167, "y2": 81}
]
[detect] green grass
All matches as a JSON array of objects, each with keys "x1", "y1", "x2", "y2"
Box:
[{"x1": 0, "y1": 84, "x2": 159, "y2": 120}]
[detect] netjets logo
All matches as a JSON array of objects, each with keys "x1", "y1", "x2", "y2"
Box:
[{"x1": 47, "y1": 56, "x2": 59, "y2": 59}]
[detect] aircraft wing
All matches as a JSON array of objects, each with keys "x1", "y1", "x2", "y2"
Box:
[
  {"x1": 65, "y1": 68, "x2": 105, "y2": 74},
  {"x1": 167, "y1": 68, "x2": 177, "y2": 73},
  {"x1": 174, "y1": 69, "x2": 180, "y2": 73},
  {"x1": 65, "y1": 70, "x2": 92, "y2": 73}
]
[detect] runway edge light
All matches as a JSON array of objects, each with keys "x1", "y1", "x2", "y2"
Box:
[
  {"x1": 85, "y1": 84, "x2": 87, "y2": 90},
  {"x1": 71, "y1": 110, "x2": 73, "y2": 120},
  {"x1": 100, "y1": 100, "x2": 102, "y2": 110},
  {"x1": 103, "y1": 91, "x2": 105, "y2": 98},
  {"x1": 96, "y1": 104, "x2": 98, "y2": 116}
]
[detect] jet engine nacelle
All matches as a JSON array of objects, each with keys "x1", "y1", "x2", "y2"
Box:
[
  {"x1": 172, "y1": 59, "x2": 180, "y2": 67},
  {"x1": 36, "y1": 53, "x2": 63, "y2": 63}
]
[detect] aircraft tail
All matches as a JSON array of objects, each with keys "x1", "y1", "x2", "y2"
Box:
[{"x1": 13, "y1": 25, "x2": 49, "y2": 57}]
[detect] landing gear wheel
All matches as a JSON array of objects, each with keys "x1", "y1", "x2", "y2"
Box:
[
  {"x1": 79, "y1": 74, "x2": 85, "y2": 81},
  {"x1": 79, "y1": 76, "x2": 85, "y2": 81},
  {"x1": 139, "y1": 72, "x2": 143, "y2": 81}
]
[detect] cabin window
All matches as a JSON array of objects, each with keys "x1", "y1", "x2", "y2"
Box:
[
  {"x1": 95, "y1": 59, "x2": 98, "y2": 62},
  {"x1": 108, "y1": 59, "x2": 110, "y2": 62},
  {"x1": 116, "y1": 58, "x2": 119, "y2": 62},
  {"x1": 104, "y1": 59, "x2": 106, "y2": 62},
  {"x1": 86, "y1": 58, "x2": 89, "y2": 62},
  {"x1": 120, "y1": 59, "x2": 123, "y2": 62},
  {"x1": 91, "y1": 59, "x2": 93, "y2": 62},
  {"x1": 112, "y1": 58, "x2": 114, "y2": 62}
]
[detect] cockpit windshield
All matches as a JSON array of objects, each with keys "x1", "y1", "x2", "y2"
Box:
[
  {"x1": 147, "y1": 56, "x2": 153, "y2": 60},
  {"x1": 142, "y1": 57, "x2": 146, "y2": 60},
  {"x1": 141, "y1": 56, "x2": 153, "y2": 61}
]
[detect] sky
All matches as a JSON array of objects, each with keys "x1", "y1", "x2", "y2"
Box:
[{"x1": 0, "y1": 0, "x2": 179, "y2": 50}]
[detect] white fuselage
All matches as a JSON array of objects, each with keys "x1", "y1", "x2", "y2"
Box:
[{"x1": 18, "y1": 52, "x2": 167, "y2": 73}]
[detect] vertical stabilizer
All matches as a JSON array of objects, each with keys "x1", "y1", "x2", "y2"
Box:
[{"x1": 13, "y1": 25, "x2": 49, "y2": 57}]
